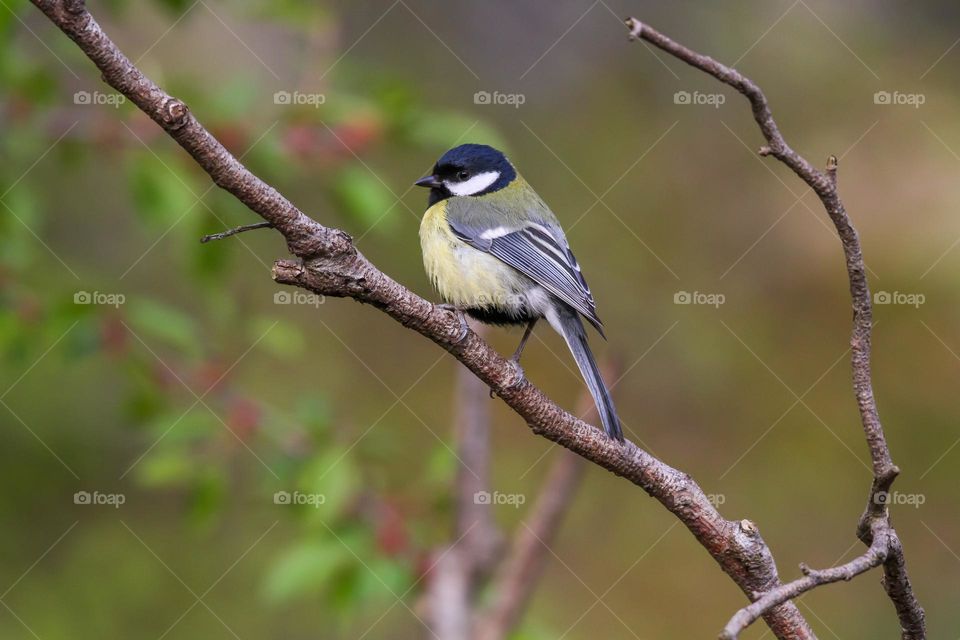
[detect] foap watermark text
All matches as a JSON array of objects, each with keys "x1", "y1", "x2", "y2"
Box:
[
  {"x1": 74, "y1": 490, "x2": 125, "y2": 508},
  {"x1": 75, "y1": 291, "x2": 125, "y2": 308},
  {"x1": 873, "y1": 91, "x2": 925, "y2": 108},
  {"x1": 274, "y1": 291, "x2": 324, "y2": 307},
  {"x1": 874, "y1": 291, "x2": 925, "y2": 308},
  {"x1": 474, "y1": 490, "x2": 525, "y2": 508},
  {"x1": 474, "y1": 90, "x2": 525, "y2": 108},
  {"x1": 674, "y1": 290, "x2": 725, "y2": 308},
  {"x1": 74, "y1": 90, "x2": 125, "y2": 108},
  {"x1": 274, "y1": 90, "x2": 325, "y2": 107},
  {"x1": 874, "y1": 491, "x2": 925, "y2": 509},
  {"x1": 274, "y1": 490, "x2": 325, "y2": 507},
  {"x1": 674, "y1": 90, "x2": 725, "y2": 108}
]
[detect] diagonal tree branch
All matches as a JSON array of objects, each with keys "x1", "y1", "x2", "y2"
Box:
[{"x1": 623, "y1": 17, "x2": 925, "y2": 640}]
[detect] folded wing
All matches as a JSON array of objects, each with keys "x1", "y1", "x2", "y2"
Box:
[{"x1": 449, "y1": 219, "x2": 605, "y2": 335}]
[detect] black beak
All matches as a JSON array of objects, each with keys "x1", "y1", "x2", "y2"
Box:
[{"x1": 414, "y1": 175, "x2": 443, "y2": 189}]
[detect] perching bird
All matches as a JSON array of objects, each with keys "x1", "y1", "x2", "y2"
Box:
[{"x1": 415, "y1": 143, "x2": 623, "y2": 442}]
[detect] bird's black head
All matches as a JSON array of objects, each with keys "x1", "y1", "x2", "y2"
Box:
[{"x1": 414, "y1": 143, "x2": 516, "y2": 205}]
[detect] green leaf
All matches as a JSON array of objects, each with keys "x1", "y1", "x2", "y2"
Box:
[
  {"x1": 364, "y1": 556, "x2": 412, "y2": 599},
  {"x1": 208, "y1": 79, "x2": 258, "y2": 122},
  {"x1": 425, "y1": 443, "x2": 456, "y2": 485},
  {"x1": 146, "y1": 411, "x2": 217, "y2": 444},
  {"x1": 296, "y1": 396, "x2": 330, "y2": 437},
  {"x1": 189, "y1": 468, "x2": 226, "y2": 526},
  {"x1": 263, "y1": 540, "x2": 347, "y2": 603},
  {"x1": 252, "y1": 317, "x2": 305, "y2": 359},
  {"x1": 297, "y1": 447, "x2": 359, "y2": 519},
  {"x1": 136, "y1": 449, "x2": 194, "y2": 488},
  {"x1": 125, "y1": 298, "x2": 199, "y2": 354},
  {"x1": 331, "y1": 166, "x2": 395, "y2": 231},
  {"x1": 127, "y1": 153, "x2": 197, "y2": 228}
]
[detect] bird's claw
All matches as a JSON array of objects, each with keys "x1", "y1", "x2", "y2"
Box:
[
  {"x1": 504, "y1": 358, "x2": 525, "y2": 390},
  {"x1": 489, "y1": 357, "x2": 526, "y2": 399},
  {"x1": 436, "y1": 303, "x2": 469, "y2": 343}
]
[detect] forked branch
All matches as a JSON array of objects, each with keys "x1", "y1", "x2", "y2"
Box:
[{"x1": 624, "y1": 16, "x2": 924, "y2": 639}]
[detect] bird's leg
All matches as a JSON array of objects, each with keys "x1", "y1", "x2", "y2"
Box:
[
  {"x1": 511, "y1": 319, "x2": 538, "y2": 364},
  {"x1": 489, "y1": 319, "x2": 536, "y2": 399}
]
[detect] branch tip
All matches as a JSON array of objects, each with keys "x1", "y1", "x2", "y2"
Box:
[
  {"x1": 201, "y1": 221, "x2": 274, "y2": 243},
  {"x1": 826, "y1": 154, "x2": 839, "y2": 185},
  {"x1": 624, "y1": 17, "x2": 643, "y2": 40}
]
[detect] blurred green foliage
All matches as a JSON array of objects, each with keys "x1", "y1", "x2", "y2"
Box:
[{"x1": 0, "y1": 0, "x2": 479, "y2": 635}]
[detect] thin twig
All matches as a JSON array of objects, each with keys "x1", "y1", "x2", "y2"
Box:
[
  {"x1": 720, "y1": 522, "x2": 890, "y2": 639},
  {"x1": 200, "y1": 221, "x2": 274, "y2": 243},
  {"x1": 624, "y1": 16, "x2": 924, "y2": 640}
]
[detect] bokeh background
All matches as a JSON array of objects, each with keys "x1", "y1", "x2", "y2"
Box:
[{"x1": 1, "y1": 0, "x2": 958, "y2": 637}]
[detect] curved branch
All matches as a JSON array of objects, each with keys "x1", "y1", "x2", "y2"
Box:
[{"x1": 624, "y1": 17, "x2": 925, "y2": 640}]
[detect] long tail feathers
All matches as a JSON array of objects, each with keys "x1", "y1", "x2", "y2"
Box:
[{"x1": 552, "y1": 305, "x2": 624, "y2": 442}]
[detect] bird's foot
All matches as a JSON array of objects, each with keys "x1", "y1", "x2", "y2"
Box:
[
  {"x1": 504, "y1": 358, "x2": 525, "y2": 390},
  {"x1": 436, "y1": 303, "x2": 470, "y2": 343},
  {"x1": 489, "y1": 358, "x2": 526, "y2": 399}
]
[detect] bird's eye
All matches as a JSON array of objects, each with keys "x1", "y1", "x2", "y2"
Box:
[{"x1": 457, "y1": 170, "x2": 470, "y2": 181}]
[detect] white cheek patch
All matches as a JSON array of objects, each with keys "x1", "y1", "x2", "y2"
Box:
[{"x1": 444, "y1": 171, "x2": 500, "y2": 196}]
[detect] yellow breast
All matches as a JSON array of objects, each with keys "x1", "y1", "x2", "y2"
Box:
[{"x1": 419, "y1": 200, "x2": 517, "y2": 308}]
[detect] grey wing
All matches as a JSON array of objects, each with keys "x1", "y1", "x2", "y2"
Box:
[{"x1": 449, "y1": 219, "x2": 605, "y2": 336}]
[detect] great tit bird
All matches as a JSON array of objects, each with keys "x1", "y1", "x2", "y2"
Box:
[{"x1": 415, "y1": 143, "x2": 623, "y2": 442}]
